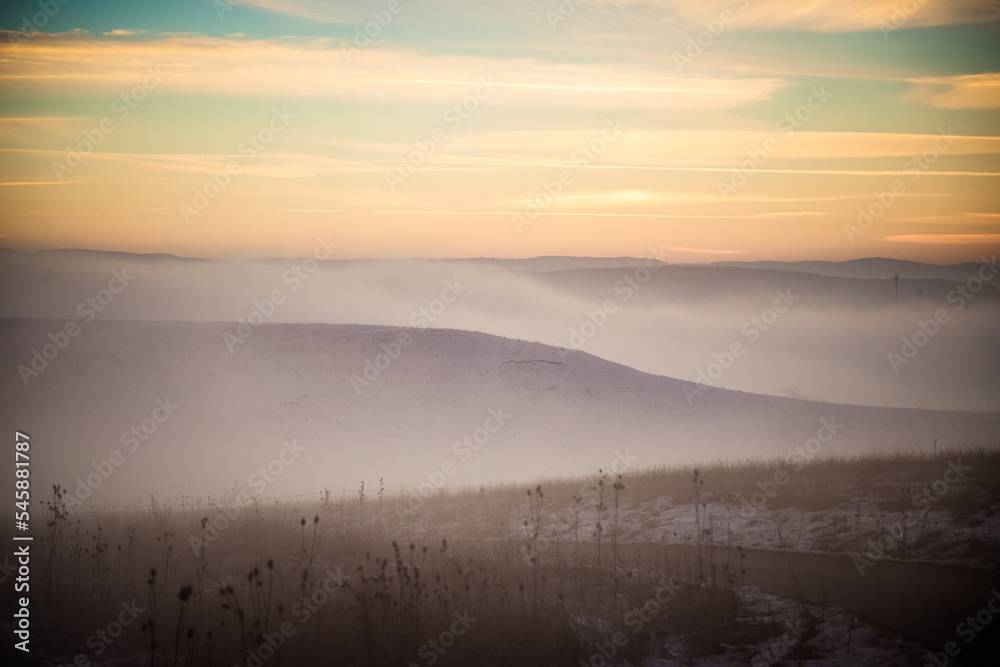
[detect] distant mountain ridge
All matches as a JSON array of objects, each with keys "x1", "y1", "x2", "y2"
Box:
[
  {"x1": 708, "y1": 257, "x2": 997, "y2": 282},
  {"x1": 2, "y1": 248, "x2": 997, "y2": 412},
  {"x1": 3, "y1": 247, "x2": 992, "y2": 279}
]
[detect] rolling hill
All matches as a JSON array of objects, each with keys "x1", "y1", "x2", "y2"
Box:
[{"x1": 1, "y1": 319, "x2": 995, "y2": 506}]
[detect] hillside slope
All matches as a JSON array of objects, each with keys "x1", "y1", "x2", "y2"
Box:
[
  {"x1": 1, "y1": 319, "x2": 995, "y2": 505},
  {"x1": 2, "y1": 249, "x2": 998, "y2": 411}
]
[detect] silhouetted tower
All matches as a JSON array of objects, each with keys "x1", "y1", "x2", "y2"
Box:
[{"x1": 893, "y1": 274, "x2": 899, "y2": 304}]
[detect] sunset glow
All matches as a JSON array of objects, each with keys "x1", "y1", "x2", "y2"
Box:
[{"x1": 1, "y1": 0, "x2": 997, "y2": 262}]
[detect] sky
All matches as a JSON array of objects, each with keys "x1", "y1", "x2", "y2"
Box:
[{"x1": 0, "y1": 0, "x2": 998, "y2": 262}]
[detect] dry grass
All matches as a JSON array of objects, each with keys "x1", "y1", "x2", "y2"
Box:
[{"x1": 3, "y1": 447, "x2": 997, "y2": 666}]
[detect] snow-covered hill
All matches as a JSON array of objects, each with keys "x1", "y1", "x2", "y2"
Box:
[
  {"x1": 1, "y1": 248, "x2": 998, "y2": 411},
  {"x1": 1, "y1": 319, "x2": 995, "y2": 506}
]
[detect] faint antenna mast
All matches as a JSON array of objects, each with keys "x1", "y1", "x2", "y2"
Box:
[{"x1": 893, "y1": 274, "x2": 899, "y2": 305}]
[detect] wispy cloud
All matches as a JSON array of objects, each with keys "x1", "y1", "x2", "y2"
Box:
[
  {"x1": 0, "y1": 116, "x2": 95, "y2": 142},
  {"x1": 882, "y1": 233, "x2": 1000, "y2": 244},
  {"x1": 0, "y1": 2, "x2": 995, "y2": 262},
  {"x1": 235, "y1": 0, "x2": 349, "y2": 22},
  {"x1": 239, "y1": 0, "x2": 1000, "y2": 33},
  {"x1": 905, "y1": 73, "x2": 1000, "y2": 110},
  {"x1": 668, "y1": 246, "x2": 746, "y2": 255},
  {"x1": 635, "y1": 0, "x2": 875, "y2": 32},
  {"x1": 894, "y1": 212, "x2": 1000, "y2": 224},
  {"x1": 0, "y1": 34, "x2": 787, "y2": 110},
  {"x1": 0, "y1": 180, "x2": 81, "y2": 185},
  {"x1": 691, "y1": 0, "x2": 1000, "y2": 32}
]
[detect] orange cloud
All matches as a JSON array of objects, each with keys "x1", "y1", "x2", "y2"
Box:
[
  {"x1": 882, "y1": 233, "x2": 1000, "y2": 244},
  {"x1": 0, "y1": 34, "x2": 787, "y2": 110}
]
